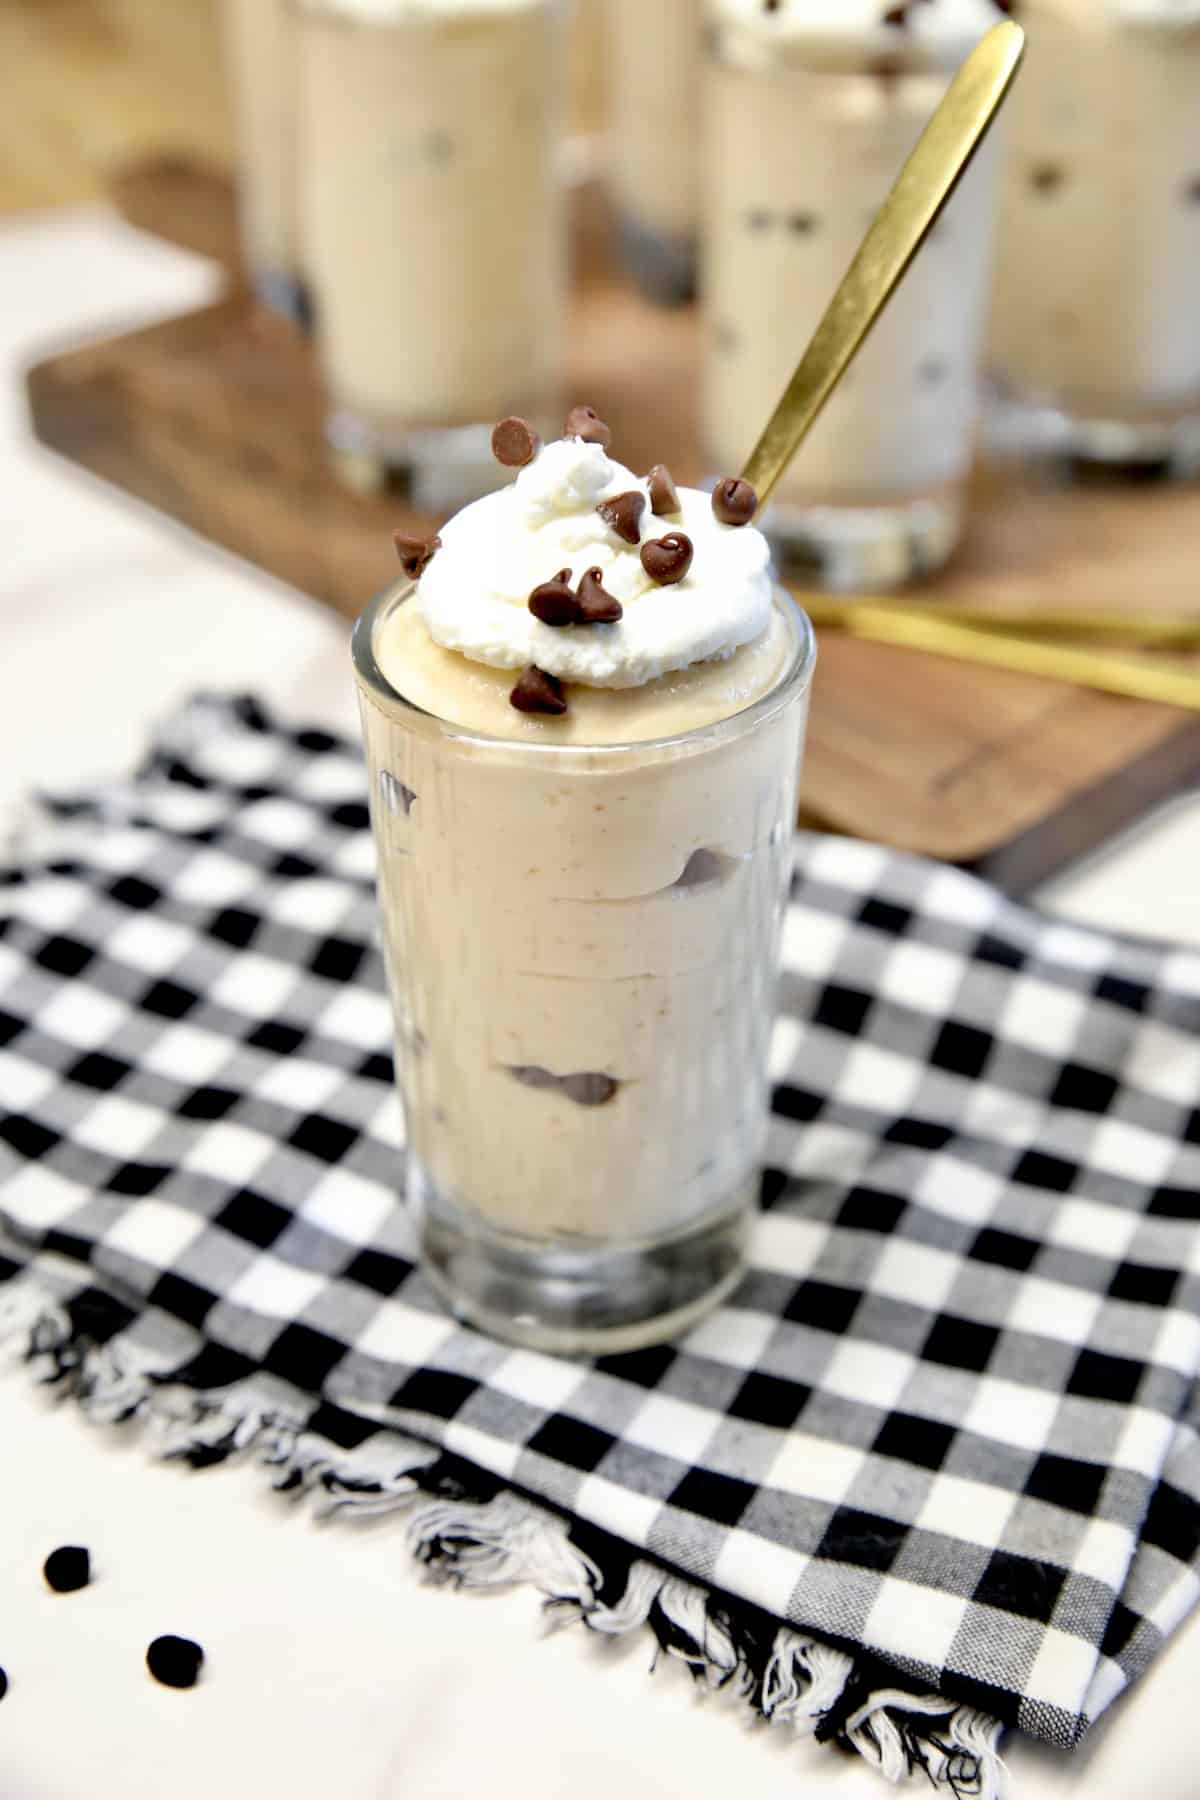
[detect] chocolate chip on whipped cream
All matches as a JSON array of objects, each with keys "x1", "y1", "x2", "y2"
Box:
[
  {"x1": 491, "y1": 416, "x2": 542, "y2": 468},
  {"x1": 647, "y1": 464, "x2": 682, "y2": 516},
  {"x1": 596, "y1": 490, "x2": 646, "y2": 545},
  {"x1": 577, "y1": 568, "x2": 624, "y2": 623},
  {"x1": 641, "y1": 532, "x2": 694, "y2": 585},
  {"x1": 510, "y1": 664, "x2": 568, "y2": 715},
  {"x1": 392, "y1": 531, "x2": 442, "y2": 580},
  {"x1": 529, "y1": 569, "x2": 581, "y2": 626},
  {"x1": 711, "y1": 477, "x2": 758, "y2": 526},
  {"x1": 563, "y1": 404, "x2": 612, "y2": 449}
]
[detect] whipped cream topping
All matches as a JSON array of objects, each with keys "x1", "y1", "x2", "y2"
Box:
[
  {"x1": 415, "y1": 438, "x2": 774, "y2": 689},
  {"x1": 708, "y1": 0, "x2": 1008, "y2": 69}
]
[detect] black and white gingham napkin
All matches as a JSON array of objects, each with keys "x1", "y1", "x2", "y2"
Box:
[{"x1": 1, "y1": 695, "x2": 1197, "y2": 1795}]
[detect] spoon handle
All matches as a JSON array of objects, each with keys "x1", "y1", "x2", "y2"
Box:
[{"x1": 741, "y1": 20, "x2": 1025, "y2": 507}]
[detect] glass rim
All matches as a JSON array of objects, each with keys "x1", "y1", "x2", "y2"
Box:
[{"x1": 351, "y1": 578, "x2": 817, "y2": 760}]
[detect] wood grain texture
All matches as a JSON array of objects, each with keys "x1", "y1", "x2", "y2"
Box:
[{"x1": 25, "y1": 160, "x2": 1200, "y2": 891}]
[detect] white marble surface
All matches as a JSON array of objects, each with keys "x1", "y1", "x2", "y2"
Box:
[{"x1": 1, "y1": 206, "x2": 1197, "y2": 1798}]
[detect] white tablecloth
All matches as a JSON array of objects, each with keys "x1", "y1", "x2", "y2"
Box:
[{"x1": 1, "y1": 206, "x2": 1196, "y2": 1800}]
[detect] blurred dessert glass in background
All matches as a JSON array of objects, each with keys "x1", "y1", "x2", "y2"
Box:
[
  {"x1": 296, "y1": 0, "x2": 569, "y2": 509},
  {"x1": 702, "y1": 0, "x2": 1007, "y2": 591},
  {"x1": 988, "y1": 0, "x2": 1200, "y2": 473},
  {"x1": 607, "y1": 0, "x2": 702, "y2": 304},
  {"x1": 221, "y1": 0, "x2": 307, "y2": 321}
]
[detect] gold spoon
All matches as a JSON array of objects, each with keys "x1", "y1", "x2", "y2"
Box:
[{"x1": 742, "y1": 20, "x2": 1025, "y2": 508}]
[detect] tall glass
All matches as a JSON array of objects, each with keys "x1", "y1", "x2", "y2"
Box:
[
  {"x1": 702, "y1": 11, "x2": 1003, "y2": 590},
  {"x1": 221, "y1": 0, "x2": 307, "y2": 321},
  {"x1": 352, "y1": 582, "x2": 815, "y2": 1355},
  {"x1": 988, "y1": 3, "x2": 1200, "y2": 472},
  {"x1": 296, "y1": 0, "x2": 568, "y2": 508},
  {"x1": 608, "y1": 0, "x2": 702, "y2": 305}
]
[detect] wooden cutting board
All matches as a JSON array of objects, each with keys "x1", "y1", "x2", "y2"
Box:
[{"x1": 26, "y1": 157, "x2": 1200, "y2": 894}]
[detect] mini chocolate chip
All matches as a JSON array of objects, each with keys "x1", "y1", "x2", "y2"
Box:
[
  {"x1": 392, "y1": 532, "x2": 442, "y2": 580},
  {"x1": 596, "y1": 490, "x2": 645, "y2": 545},
  {"x1": 491, "y1": 416, "x2": 541, "y2": 468},
  {"x1": 712, "y1": 478, "x2": 758, "y2": 526},
  {"x1": 870, "y1": 53, "x2": 905, "y2": 87},
  {"x1": 561, "y1": 1073, "x2": 619, "y2": 1107},
  {"x1": 44, "y1": 1546, "x2": 90, "y2": 1593},
  {"x1": 510, "y1": 665, "x2": 568, "y2": 715},
  {"x1": 1030, "y1": 163, "x2": 1064, "y2": 195},
  {"x1": 529, "y1": 569, "x2": 581, "y2": 627},
  {"x1": 577, "y1": 568, "x2": 623, "y2": 623},
  {"x1": 508, "y1": 1066, "x2": 619, "y2": 1106},
  {"x1": 640, "y1": 532, "x2": 693, "y2": 585},
  {"x1": 789, "y1": 212, "x2": 818, "y2": 235},
  {"x1": 564, "y1": 404, "x2": 612, "y2": 449},
  {"x1": 146, "y1": 1635, "x2": 204, "y2": 1690},
  {"x1": 882, "y1": 4, "x2": 909, "y2": 24},
  {"x1": 1186, "y1": 176, "x2": 1200, "y2": 206},
  {"x1": 647, "y1": 464, "x2": 681, "y2": 516},
  {"x1": 0, "y1": 1666, "x2": 7, "y2": 1702}
]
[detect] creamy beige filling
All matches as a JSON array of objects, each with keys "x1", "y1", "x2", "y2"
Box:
[{"x1": 376, "y1": 593, "x2": 794, "y2": 744}]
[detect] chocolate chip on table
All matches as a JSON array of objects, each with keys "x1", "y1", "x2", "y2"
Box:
[
  {"x1": 43, "y1": 1546, "x2": 91, "y2": 1594},
  {"x1": 789, "y1": 212, "x2": 818, "y2": 235},
  {"x1": 596, "y1": 490, "x2": 645, "y2": 545},
  {"x1": 577, "y1": 568, "x2": 623, "y2": 623},
  {"x1": 529, "y1": 569, "x2": 581, "y2": 626},
  {"x1": 882, "y1": 3, "x2": 910, "y2": 24},
  {"x1": 510, "y1": 665, "x2": 568, "y2": 715},
  {"x1": 563, "y1": 404, "x2": 612, "y2": 449},
  {"x1": 491, "y1": 416, "x2": 542, "y2": 468},
  {"x1": 712, "y1": 477, "x2": 758, "y2": 527},
  {"x1": 646, "y1": 465, "x2": 681, "y2": 516},
  {"x1": 0, "y1": 1666, "x2": 7, "y2": 1702},
  {"x1": 392, "y1": 532, "x2": 442, "y2": 580},
  {"x1": 641, "y1": 533, "x2": 694, "y2": 585},
  {"x1": 146, "y1": 1635, "x2": 205, "y2": 1690}
]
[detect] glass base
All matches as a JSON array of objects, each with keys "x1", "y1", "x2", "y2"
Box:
[
  {"x1": 252, "y1": 269, "x2": 311, "y2": 330},
  {"x1": 985, "y1": 391, "x2": 1200, "y2": 480},
  {"x1": 762, "y1": 488, "x2": 963, "y2": 593},
  {"x1": 615, "y1": 212, "x2": 697, "y2": 309},
  {"x1": 325, "y1": 408, "x2": 566, "y2": 512},
  {"x1": 417, "y1": 1180, "x2": 751, "y2": 1356},
  {"x1": 325, "y1": 409, "x2": 531, "y2": 512}
]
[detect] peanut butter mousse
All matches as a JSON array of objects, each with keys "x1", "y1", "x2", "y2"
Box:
[{"x1": 361, "y1": 409, "x2": 812, "y2": 1273}]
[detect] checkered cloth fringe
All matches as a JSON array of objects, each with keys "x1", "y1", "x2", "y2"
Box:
[{"x1": 1, "y1": 695, "x2": 1197, "y2": 1796}]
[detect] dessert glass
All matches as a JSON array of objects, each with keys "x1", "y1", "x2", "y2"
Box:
[
  {"x1": 988, "y1": 2, "x2": 1200, "y2": 472},
  {"x1": 295, "y1": 0, "x2": 568, "y2": 508},
  {"x1": 702, "y1": 11, "x2": 1003, "y2": 589},
  {"x1": 352, "y1": 580, "x2": 815, "y2": 1354},
  {"x1": 607, "y1": 0, "x2": 702, "y2": 305},
  {"x1": 221, "y1": 0, "x2": 307, "y2": 321}
]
